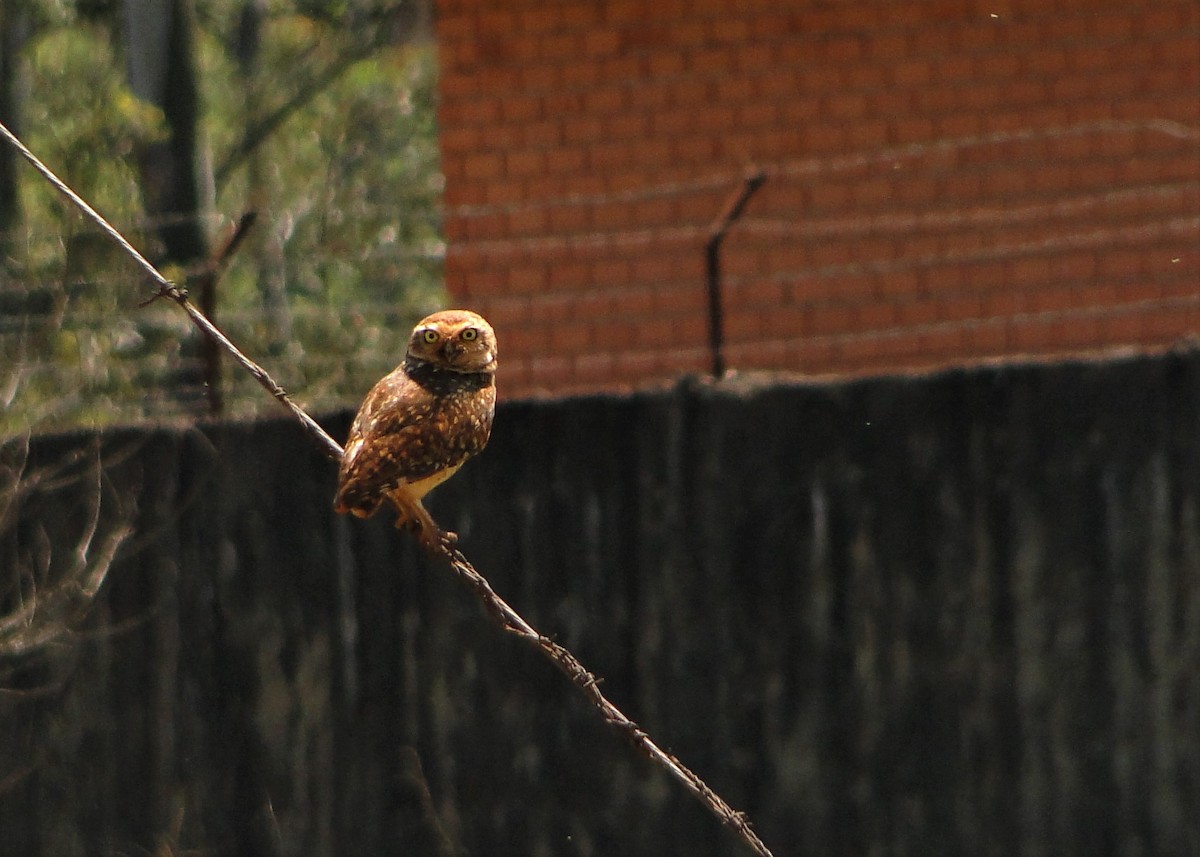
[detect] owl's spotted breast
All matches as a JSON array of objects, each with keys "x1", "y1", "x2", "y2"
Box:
[{"x1": 334, "y1": 366, "x2": 495, "y2": 516}]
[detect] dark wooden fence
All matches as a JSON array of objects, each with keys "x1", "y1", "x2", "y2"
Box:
[{"x1": 2, "y1": 353, "x2": 1198, "y2": 856}]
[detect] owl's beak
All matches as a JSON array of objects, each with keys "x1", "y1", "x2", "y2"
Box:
[{"x1": 441, "y1": 340, "x2": 464, "y2": 362}]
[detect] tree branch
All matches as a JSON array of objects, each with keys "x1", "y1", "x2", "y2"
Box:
[
  {"x1": 213, "y1": 7, "x2": 406, "y2": 188},
  {"x1": 214, "y1": 43, "x2": 379, "y2": 188},
  {"x1": 0, "y1": 439, "x2": 134, "y2": 660},
  {"x1": 0, "y1": 120, "x2": 777, "y2": 857}
]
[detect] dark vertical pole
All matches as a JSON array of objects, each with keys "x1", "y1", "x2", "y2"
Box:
[
  {"x1": 0, "y1": 8, "x2": 26, "y2": 238},
  {"x1": 124, "y1": 0, "x2": 208, "y2": 267},
  {"x1": 704, "y1": 239, "x2": 724, "y2": 378},
  {"x1": 705, "y1": 170, "x2": 766, "y2": 378},
  {"x1": 192, "y1": 211, "x2": 256, "y2": 416},
  {"x1": 196, "y1": 268, "x2": 222, "y2": 416}
]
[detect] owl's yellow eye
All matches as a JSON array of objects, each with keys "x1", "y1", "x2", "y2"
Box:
[
  {"x1": 461, "y1": 327, "x2": 478, "y2": 341},
  {"x1": 421, "y1": 329, "x2": 439, "y2": 344}
]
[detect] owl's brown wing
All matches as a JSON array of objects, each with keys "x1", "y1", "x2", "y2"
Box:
[{"x1": 334, "y1": 368, "x2": 495, "y2": 517}]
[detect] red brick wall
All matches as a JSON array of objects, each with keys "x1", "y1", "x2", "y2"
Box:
[{"x1": 436, "y1": 0, "x2": 1200, "y2": 399}]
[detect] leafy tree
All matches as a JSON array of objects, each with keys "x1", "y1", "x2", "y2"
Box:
[{"x1": 0, "y1": 0, "x2": 443, "y2": 434}]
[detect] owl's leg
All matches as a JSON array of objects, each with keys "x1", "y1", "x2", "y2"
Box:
[
  {"x1": 387, "y1": 489, "x2": 457, "y2": 551},
  {"x1": 388, "y1": 499, "x2": 412, "y2": 530}
]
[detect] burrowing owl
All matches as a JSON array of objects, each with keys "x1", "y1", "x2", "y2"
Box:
[{"x1": 334, "y1": 309, "x2": 497, "y2": 548}]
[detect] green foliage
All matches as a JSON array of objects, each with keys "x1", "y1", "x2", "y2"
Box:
[
  {"x1": 19, "y1": 22, "x2": 166, "y2": 263},
  {"x1": 1, "y1": 0, "x2": 444, "y2": 434}
]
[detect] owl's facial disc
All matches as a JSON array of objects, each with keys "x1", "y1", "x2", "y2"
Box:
[{"x1": 406, "y1": 310, "x2": 497, "y2": 373}]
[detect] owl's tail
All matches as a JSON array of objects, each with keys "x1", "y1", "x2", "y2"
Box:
[{"x1": 333, "y1": 485, "x2": 381, "y2": 519}]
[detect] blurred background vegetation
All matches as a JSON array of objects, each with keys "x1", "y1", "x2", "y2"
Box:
[{"x1": 0, "y1": 0, "x2": 443, "y2": 436}]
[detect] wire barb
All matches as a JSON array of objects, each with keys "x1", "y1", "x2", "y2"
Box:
[{"x1": 137, "y1": 280, "x2": 188, "y2": 309}]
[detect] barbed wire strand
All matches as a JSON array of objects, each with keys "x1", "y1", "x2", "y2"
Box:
[
  {"x1": 736, "y1": 180, "x2": 1200, "y2": 239},
  {"x1": 723, "y1": 215, "x2": 1199, "y2": 288},
  {"x1": 0, "y1": 120, "x2": 777, "y2": 857},
  {"x1": 0, "y1": 215, "x2": 447, "y2": 261},
  {"x1": 8, "y1": 119, "x2": 1192, "y2": 262},
  {"x1": 445, "y1": 118, "x2": 1200, "y2": 218},
  {"x1": 445, "y1": 176, "x2": 1197, "y2": 259},
  {"x1": 816, "y1": 290, "x2": 1200, "y2": 356}
]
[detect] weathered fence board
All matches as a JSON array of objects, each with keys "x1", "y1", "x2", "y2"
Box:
[{"x1": 2, "y1": 354, "x2": 1198, "y2": 856}]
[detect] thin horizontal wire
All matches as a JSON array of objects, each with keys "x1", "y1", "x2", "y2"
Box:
[
  {"x1": 794, "y1": 291, "x2": 1200, "y2": 355},
  {"x1": 737, "y1": 181, "x2": 1200, "y2": 239},
  {"x1": 0, "y1": 247, "x2": 443, "y2": 298},
  {"x1": 769, "y1": 119, "x2": 1200, "y2": 181},
  {"x1": 447, "y1": 179, "x2": 1199, "y2": 258},
  {"x1": 445, "y1": 119, "x2": 1200, "y2": 218},
  {"x1": 5, "y1": 356, "x2": 396, "y2": 388},
  {"x1": 0, "y1": 236, "x2": 447, "y2": 267},
  {"x1": 724, "y1": 215, "x2": 1200, "y2": 287},
  {"x1": 0, "y1": 308, "x2": 416, "y2": 335},
  {"x1": 13, "y1": 291, "x2": 1199, "y2": 382},
  {"x1": 0, "y1": 204, "x2": 441, "y2": 245},
  {"x1": 449, "y1": 223, "x2": 708, "y2": 257},
  {"x1": 7, "y1": 216, "x2": 1190, "y2": 337},
  {"x1": 11, "y1": 296, "x2": 1200, "y2": 433},
  {"x1": 446, "y1": 175, "x2": 736, "y2": 219}
]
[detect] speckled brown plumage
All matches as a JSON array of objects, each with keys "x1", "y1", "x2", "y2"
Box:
[{"x1": 334, "y1": 309, "x2": 497, "y2": 547}]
